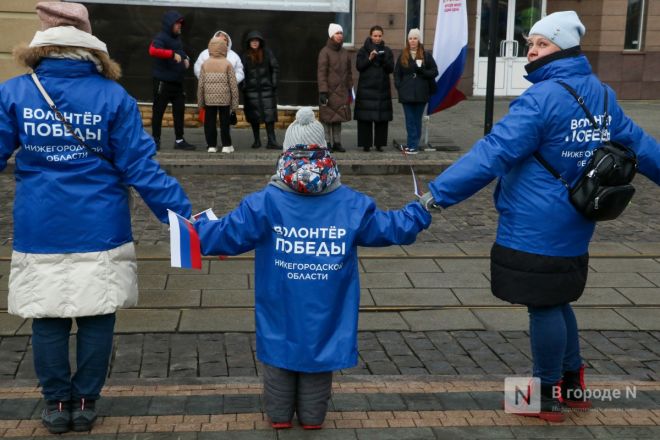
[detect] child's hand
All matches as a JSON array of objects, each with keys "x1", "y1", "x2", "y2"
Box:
[{"x1": 418, "y1": 192, "x2": 441, "y2": 211}]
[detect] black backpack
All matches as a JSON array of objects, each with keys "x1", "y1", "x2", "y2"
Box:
[{"x1": 534, "y1": 81, "x2": 637, "y2": 222}]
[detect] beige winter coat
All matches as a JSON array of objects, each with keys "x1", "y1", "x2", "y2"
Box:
[
  {"x1": 198, "y1": 38, "x2": 239, "y2": 110},
  {"x1": 317, "y1": 38, "x2": 353, "y2": 123}
]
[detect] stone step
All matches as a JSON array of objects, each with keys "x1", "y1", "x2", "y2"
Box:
[
  {"x1": 0, "y1": 377, "x2": 658, "y2": 437},
  {"x1": 4, "y1": 150, "x2": 461, "y2": 176}
]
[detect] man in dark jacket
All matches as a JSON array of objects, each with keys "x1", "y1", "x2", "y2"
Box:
[{"x1": 149, "y1": 10, "x2": 195, "y2": 150}]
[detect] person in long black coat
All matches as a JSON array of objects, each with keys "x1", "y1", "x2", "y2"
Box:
[
  {"x1": 241, "y1": 30, "x2": 281, "y2": 149},
  {"x1": 354, "y1": 26, "x2": 394, "y2": 152}
]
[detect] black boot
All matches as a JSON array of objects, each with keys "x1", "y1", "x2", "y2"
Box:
[
  {"x1": 41, "y1": 400, "x2": 71, "y2": 434},
  {"x1": 266, "y1": 123, "x2": 282, "y2": 149},
  {"x1": 71, "y1": 398, "x2": 98, "y2": 432},
  {"x1": 174, "y1": 138, "x2": 196, "y2": 150},
  {"x1": 561, "y1": 365, "x2": 592, "y2": 409},
  {"x1": 536, "y1": 383, "x2": 566, "y2": 422},
  {"x1": 332, "y1": 143, "x2": 346, "y2": 153},
  {"x1": 251, "y1": 124, "x2": 262, "y2": 149},
  {"x1": 508, "y1": 383, "x2": 565, "y2": 423}
]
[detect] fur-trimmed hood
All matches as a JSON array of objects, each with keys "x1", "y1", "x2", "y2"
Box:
[{"x1": 13, "y1": 44, "x2": 121, "y2": 80}]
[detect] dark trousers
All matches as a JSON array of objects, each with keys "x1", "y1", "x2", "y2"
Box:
[
  {"x1": 357, "y1": 120, "x2": 389, "y2": 148},
  {"x1": 151, "y1": 79, "x2": 185, "y2": 141},
  {"x1": 251, "y1": 121, "x2": 278, "y2": 145},
  {"x1": 322, "y1": 122, "x2": 342, "y2": 147},
  {"x1": 402, "y1": 103, "x2": 427, "y2": 149},
  {"x1": 32, "y1": 313, "x2": 116, "y2": 401},
  {"x1": 204, "y1": 106, "x2": 232, "y2": 147},
  {"x1": 528, "y1": 304, "x2": 582, "y2": 385},
  {"x1": 262, "y1": 363, "x2": 333, "y2": 426}
]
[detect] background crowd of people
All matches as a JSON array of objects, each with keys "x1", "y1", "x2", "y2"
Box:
[{"x1": 148, "y1": 13, "x2": 441, "y2": 154}]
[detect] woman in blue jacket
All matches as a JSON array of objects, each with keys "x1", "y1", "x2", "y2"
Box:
[
  {"x1": 419, "y1": 11, "x2": 660, "y2": 422},
  {"x1": 0, "y1": 2, "x2": 191, "y2": 434},
  {"x1": 195, "y1": 108, "x2": 431, "y2": 429}
]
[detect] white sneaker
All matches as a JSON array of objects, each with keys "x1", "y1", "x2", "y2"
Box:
[
  {"x1": 221, "y1": 146, "x2": 234, "y2": 153},
  {"x1": 207, "y1": 147, "x2": 218, "y2": 153}
]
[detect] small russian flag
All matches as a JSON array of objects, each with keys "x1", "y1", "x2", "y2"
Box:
[
  {"x1": 193, "y1": 208, "x2": 218, "y2": 222},
  {"x1": 168, "y1": 209, "x2": 202, "y2": 270}
]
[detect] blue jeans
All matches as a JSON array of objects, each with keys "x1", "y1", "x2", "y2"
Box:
[
  {"x1": 528, "y1": 304, "x2": 582, "y2": 385},
  {"x1": 402, "y1": 103, "x2": 427, "y2": 149},
  {"x1": 32, "y1": 313, "x2": 116, "y2": 401}
]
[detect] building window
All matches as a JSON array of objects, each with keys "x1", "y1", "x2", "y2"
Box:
[
  {"x1": 407, "y1": 0, "x2": 423, "y2": 34},
  {"x1": 624, "y1": 0, "x2": 645, "y2": 50},
  {"x1": 335, "y1": 0, "x2": 354, "y2": 45}
]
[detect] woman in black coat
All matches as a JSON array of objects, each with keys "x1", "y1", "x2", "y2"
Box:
[
  {"x1": 394, "y1": 28, "x2": 438, "y2": 154},
  {"x1": 354, "y1": 26, "x2": 394, "y2": 152},
  {"x1": 241, "y1": 30, "x2": 281, "y2": 149}
]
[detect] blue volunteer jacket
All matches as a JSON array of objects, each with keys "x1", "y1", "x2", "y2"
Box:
[
  {"x1": 429, "y1": 54, "x2": 660, "y2": 257},
  {"x1": 195, "y1": 183, "x2": 431, "y2": 372},
  {"x1": 0, "y1": 58, "x2": 192, "y2": 253}
]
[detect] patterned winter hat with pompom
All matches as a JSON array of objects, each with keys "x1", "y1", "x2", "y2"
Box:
[
  {"x1": 283, "y1": 107, "x2": 326, "y2": 150},
  {"x1": 276, "y1": 144, "x2": 339, "y2": 194}
]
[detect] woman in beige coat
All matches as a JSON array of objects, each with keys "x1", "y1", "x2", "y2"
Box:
[
  {"x1": 317, "y1": 23, "x2": 352, "y2": 153},
  {"x1": 198, "y1": 37, "x2": 239, "y2": 153}
]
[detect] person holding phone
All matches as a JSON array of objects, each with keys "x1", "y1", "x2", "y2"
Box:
[
  {"x1": 354, "y1": 26, "x2": 394, "y2": 152},
  {"x1": 394, "y1": 28, "x2": 438, "y2": 154}
]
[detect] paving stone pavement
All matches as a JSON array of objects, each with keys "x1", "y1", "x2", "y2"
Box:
[
  {"x1": 2, "y1": 174, "x2": 660, "y2": 248},
  {"x1": 0, "y1": 378, "x2": 660, "y2": 438},
  {"x1": 0, "y1": 99, "x2": 659, "y2": 437},
  {"x1": 1, "y1": 330, "x2": 660, "y2": 382}
]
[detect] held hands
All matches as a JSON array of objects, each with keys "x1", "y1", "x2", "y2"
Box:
[
  {"x1": 418, "y1": 192, "x2": 441, "y2": 212},
  {"x1": 183, "y1": 58, "x2": 190, "y2": 69},
  {"x1": 319, "y1": 92, "x2": 329, "y2": 106}
]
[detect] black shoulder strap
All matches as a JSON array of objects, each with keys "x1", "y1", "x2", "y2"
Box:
[
  {"x1": 533, "y1": 151, "x2": 570, "y2": 189},
  {"x1": 534, "y1": 81, "x2": 610, "y2": 187},
  {"x1": 602, "y1": 83, "x2": 609, "y2": 130},
  {"x1": 557, "y1": 80, "x2": 599, "y2": 130}
]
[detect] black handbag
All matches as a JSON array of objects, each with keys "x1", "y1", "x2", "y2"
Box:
[
  {"x1": 230, "y1": 111, "x2": 237, "y2": 126},
  {"x1": 535, "y1": 81, "x2": 637, "y2": 222}
]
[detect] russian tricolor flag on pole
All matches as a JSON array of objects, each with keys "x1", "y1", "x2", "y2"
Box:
[
  {"x1": 168, "y1": 209, "x2": 202, "y2": 270},
  {"x1": 428, "y1": 0, "x2": 468, "y2": 115}
]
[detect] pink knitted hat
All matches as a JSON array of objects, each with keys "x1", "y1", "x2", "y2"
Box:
[{"x1": 36, "y1": 2, "x2": 92, "y2": 34}]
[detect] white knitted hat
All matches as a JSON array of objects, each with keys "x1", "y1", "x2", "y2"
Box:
[
  {"x1": 328, "y1": 23, "x2": 343, "y2": 38},
  {"x1": 283, "y1": 107, "x2": 327, "y2": 151},
  {"x1": 408, "y1": 28, "x2": 422, "y2": 43},
  {"x1": 529, "y1": 11, "x2": 585, "y2": 50}
]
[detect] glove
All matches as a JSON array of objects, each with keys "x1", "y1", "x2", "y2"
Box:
[
  {"x1": 319, "y1": 92, "x2": 328, "y2": 106},
  {"x1": 418, "y1": 192, "x2": 441, "y2": 212}
]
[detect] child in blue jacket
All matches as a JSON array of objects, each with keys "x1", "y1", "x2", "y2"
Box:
[{"x1": 195, "y1": 108, "x2": 431, "y2": 429}]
